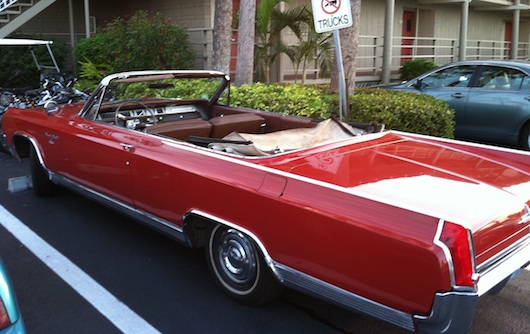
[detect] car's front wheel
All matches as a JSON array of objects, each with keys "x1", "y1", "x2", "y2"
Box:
[
  {"x1": 206, "y1": 224, "x2": 281, "y2": 305},
  {"x1": 30, "y1": 146, "x2": 56, "y2": 196}
]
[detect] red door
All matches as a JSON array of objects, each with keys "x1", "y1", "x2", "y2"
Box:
[
  {"x1": 401, "y1": 11, "x2": 416, "y2": 65},
  {"x1": 505, "y1": 22, "x2": 512, "y2": 59}
]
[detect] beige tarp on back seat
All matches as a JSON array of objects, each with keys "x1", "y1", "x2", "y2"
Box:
[{"x1": 208, "y1": 118, "x2": 366, "y2": 156}]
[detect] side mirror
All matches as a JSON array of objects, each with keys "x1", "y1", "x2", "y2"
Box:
[
  {"x1": 412, "y1": 79, "x2": 424, "y2": 90},
  {"x1": 44, "y1": 100, "x2": 58, "y2": 114}
]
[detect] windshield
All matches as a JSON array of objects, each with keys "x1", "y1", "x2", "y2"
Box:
[
  {"x1": 108, "y1": 76, "x2": 226, "y2": 101},
  {"x1": 80, "y1": 71, "x2": 230, "y2": 119}
]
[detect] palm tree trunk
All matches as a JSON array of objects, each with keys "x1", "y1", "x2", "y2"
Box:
[
  {"x1": 235, "y1": 0, "x2": 257, "y2": 86},
  {"x1": 212, "y1": 0, "x2": 233, "y2": 74}
]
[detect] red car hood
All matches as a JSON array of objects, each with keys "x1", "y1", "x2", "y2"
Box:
[{"x1": 262, "y1": 132, "x2": 530, "y2": 263}]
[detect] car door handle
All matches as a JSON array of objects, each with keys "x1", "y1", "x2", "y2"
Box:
[
  {"x1": 120, "y1": 143, "x2": 135, "y2": 152},
  {"x1": 451, "y1": 93, "x2": 465, "y2": 98},
  {"x1": 524, "y1": 96, "x2": 530, "y2": 101}
]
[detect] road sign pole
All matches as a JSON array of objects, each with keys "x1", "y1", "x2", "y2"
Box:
[
  {"x1": 333, "y1": 29, "x2": 347, "y2": 120},
  {"x1": 311, "y1": 0, "x2": 352, "y2": 120}
]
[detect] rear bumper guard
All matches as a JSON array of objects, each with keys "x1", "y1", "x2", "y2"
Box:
[{"x1": 414, "y1": 291, "x2": 477, "y2": 334}]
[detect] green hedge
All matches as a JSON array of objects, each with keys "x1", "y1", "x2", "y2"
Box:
[
  {"x1": 231, "y1": 84, "x2": 454, "y2": 138},
  {"x1": 347, "y1": 89, "x2": 454, "y2": 138},
  {"x1": 399, "y1": 58, "x2": 438, "y2": 81},
  {"x1": 230, "y1": 83, "x2": 331, "y2": 119}
]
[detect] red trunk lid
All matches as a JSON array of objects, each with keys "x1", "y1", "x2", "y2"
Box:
[{"x1": 262, "y1": 132, "x2": 530, "y2": 266}]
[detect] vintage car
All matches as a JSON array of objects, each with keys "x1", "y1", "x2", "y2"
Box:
[{"x1": 2, "y1": 70, "x2": 530, "y2": 333}]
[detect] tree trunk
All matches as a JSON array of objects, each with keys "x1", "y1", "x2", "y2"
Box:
[
  {"x1": 330, "y1": 0, "x2": 361, "y2": 94},
  {"x1": 212, "y1": 0, "x2": 233, "y2": 74},
  {"x1": 234, "y1": 0, "x2": 256, "y2": 86}
]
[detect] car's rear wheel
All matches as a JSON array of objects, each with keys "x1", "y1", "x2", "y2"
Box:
[
  {"x1": 30, "y1": 146, "x2": 56, "y2": 196},
  {"x1": 206, "y1": 224, "x2": 281, "y2": 305},
  {"x1": 520, "y1": 124, "x2": 530, "y2": 150}
]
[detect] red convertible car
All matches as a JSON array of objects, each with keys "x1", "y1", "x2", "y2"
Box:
[{"x1": 2, "y1": 70, "x2": 530, "y2": 333}]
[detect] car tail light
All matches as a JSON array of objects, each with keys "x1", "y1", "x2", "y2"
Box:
[
  {"x1": 438, "y1": 221, "x2": 477, "y2": 288},
  {"x1": 0, "y1": 298, "x2": 11, "y2": 329}
]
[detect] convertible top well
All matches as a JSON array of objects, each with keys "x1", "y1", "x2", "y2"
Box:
[{"x1": 210, "y1": 118, "x2": 367, "y2": 156}]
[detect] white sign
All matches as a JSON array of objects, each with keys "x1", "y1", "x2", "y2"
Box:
[{"x1": 311, "y1": 0, "x2": 353, "y2": 33}]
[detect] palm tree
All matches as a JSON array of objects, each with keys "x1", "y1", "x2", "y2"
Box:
[
  {"x1": 255, "y1": 0, "x2": 316, "y2": 83},
  {"x1": 284, "y1": 6, "x2": 334, "y2": 84}
]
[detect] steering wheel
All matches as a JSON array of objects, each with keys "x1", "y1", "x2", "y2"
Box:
[{"x1": 114, "y1": 101, "x2": 158, "y2": 128}]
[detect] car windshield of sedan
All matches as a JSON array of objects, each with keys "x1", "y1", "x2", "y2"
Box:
[{"x1": 78, "y1": 70, "x2": 375, "y2": 157}]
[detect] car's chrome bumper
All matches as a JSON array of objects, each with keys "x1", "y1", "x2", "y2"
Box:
[
  {"x1": 476, "y1": 233, "x2": 530, "y2": 296},
  {"x1": 416, "y1": 233, "x2": 530, "y2": 333},
  {"x1": 414, "y1": 291, "x2": 477, "y2": 333}
]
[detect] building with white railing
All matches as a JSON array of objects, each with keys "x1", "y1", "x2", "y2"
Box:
[{"x1": 1, "y1": 0, "x2": 529, "y2": 84}]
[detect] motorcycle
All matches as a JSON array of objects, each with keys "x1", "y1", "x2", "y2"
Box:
[{"x1": 0, "y1": 73, "x2": 89, "y2": 154}]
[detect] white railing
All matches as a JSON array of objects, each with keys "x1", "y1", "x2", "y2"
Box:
[
  {"x1": 0, "y1": 0, "x2": 18, "y2": 13},
  {"x1": 352, "y1": 36, "x2": 530, "y2": 83},
  {"x1": 189, "y1": 31, "x2": 527, "y2": 83}
]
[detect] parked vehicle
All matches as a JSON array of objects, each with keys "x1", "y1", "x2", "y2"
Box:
[
  {"x1": 0, "y1": 38, "x2": 61, "y2": 80},
  {"x1": 0, "y1": 257, "x2": 25, "y2": 334},
  {"x1": 0, "y1": 38, "x2": 63, "y2": 154},
  {"x1": 3, "y1": 70, "x2": 530, "y2": 333},
  {"x1": 379, "y1": 60, "x2": 530, "y2": 150}
]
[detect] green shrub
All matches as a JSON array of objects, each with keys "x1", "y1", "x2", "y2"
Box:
[
  {"x1": 347, "y1": 89, "x2": 454, "y2": 138},
  {"x1": 118, "y1": 78, "x2": 222, "y2": 100},
  {"x1": 75, "y1": 59, "x2": 113, "y2": 92},
  {"x1": 74, "y1": 11, "x2": 195, "y2": 76},
  {"x1": 231, "y1": 84, "x2": 454, "y2": 138},
  {"x1": 0, "y1": 35, "x2": 67, "y2": 88},
  {"x1": 231, "y1": 83, "x2": 332, "y2": 119},
  {"x1": 399, "y1": 58, "x2": 438, "y2": 81}
]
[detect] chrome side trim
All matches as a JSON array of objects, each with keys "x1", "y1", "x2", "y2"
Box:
[
  {"x1": 476, "y1": 232, "x2": 530, "y2": 296},
  {"x1": 433, "y1": 219, "x2": 456, "y2": 287},
  {"x1": 50, "y1": 172, "x2": 189, "y2": 245},
  {"x1": 273, "y1": 263, "x2": 416, "y2": 332}
]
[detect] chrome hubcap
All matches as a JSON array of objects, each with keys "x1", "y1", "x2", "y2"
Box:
[{"x1": 218, "y1": 229, "x2": 256, "y2": 285}]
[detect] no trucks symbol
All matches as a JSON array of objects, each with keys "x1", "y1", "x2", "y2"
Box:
[
  {"x1": 322, "y1": 0, "x2": 340, "y2": 15},
  {"x1": 311, "y1": 0, "x2": 352, "y2": 33}
]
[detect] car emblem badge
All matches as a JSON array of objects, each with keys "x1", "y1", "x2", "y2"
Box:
[{"x1": 45, "y1": 132, "x2": 59, "y2": 144}]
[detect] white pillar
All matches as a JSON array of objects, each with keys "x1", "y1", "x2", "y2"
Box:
[
  {"x1": 512, "y1": 0, "x2": 520, "y2": 60},
  {"x1": 68, "y1": 0, "x2": 75, "y2": 46},
  {"x1": 382, "y1": 0, "x2": 394, "y2": 84},
  {"x1": 84, "y1": 0, "x2": 90, "y2": 38},
  {"x1": 459, "y1": 0, "x2": 469, "y2": 61}
]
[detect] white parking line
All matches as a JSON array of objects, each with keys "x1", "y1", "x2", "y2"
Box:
[{"x1": 0, "y1": 205, "x2": 161, "y2": 334}]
